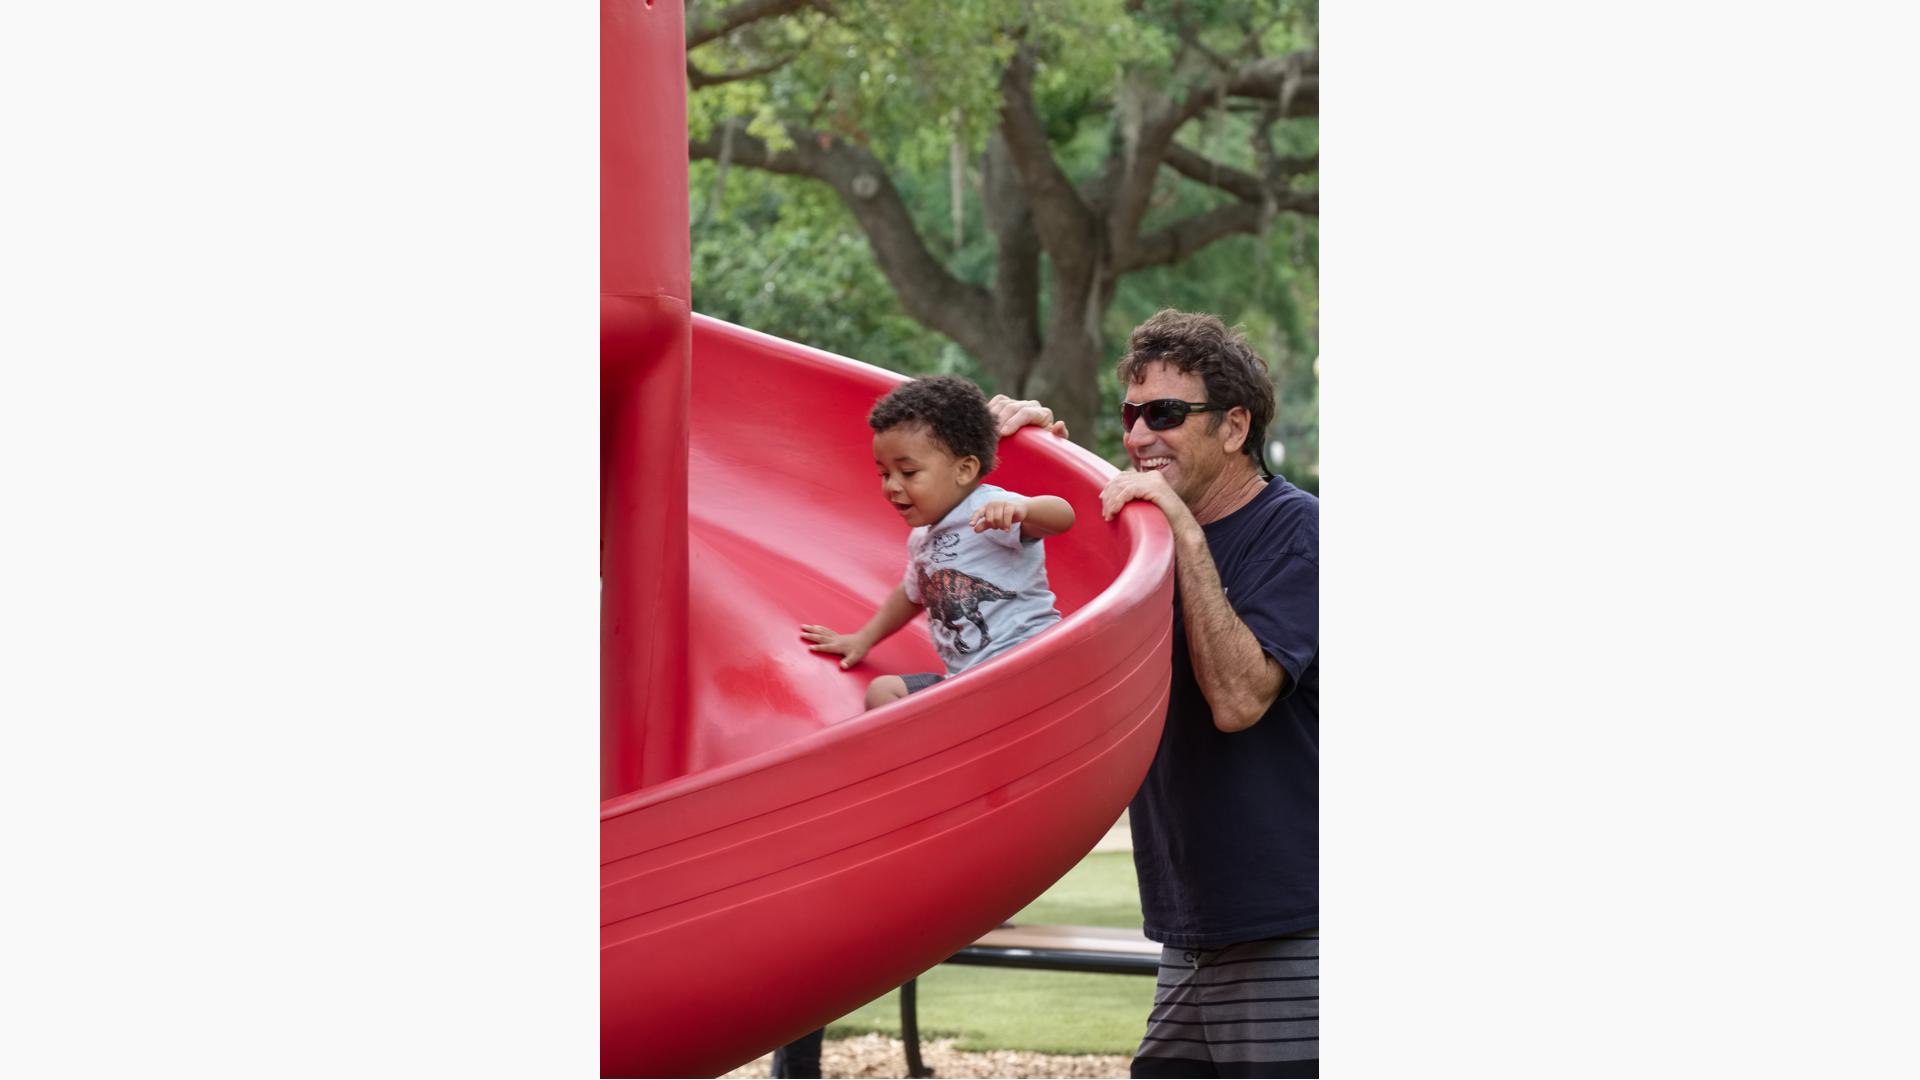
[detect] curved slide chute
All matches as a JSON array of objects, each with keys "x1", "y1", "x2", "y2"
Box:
[{"x1": 601, "y1": 4, "x2": 1175, "y2": 1077}]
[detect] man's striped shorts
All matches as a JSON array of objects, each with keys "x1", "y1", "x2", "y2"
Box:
[{"x1": 1129, "y1": 929, "x2": 1318, "y2": 1078}]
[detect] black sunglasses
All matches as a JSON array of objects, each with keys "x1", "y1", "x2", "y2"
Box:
[{"x1": 1122, "y1": 398, "x2": 1218, "y2": 431}]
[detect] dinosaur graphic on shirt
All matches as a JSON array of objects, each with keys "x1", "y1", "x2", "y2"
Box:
[{"x1": 918, "y1": 566, "x2": 1017, "y2": 654}]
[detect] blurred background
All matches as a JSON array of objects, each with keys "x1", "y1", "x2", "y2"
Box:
[{"x1": 685, "y1": 0, "x2": 1319, "y2": 491}]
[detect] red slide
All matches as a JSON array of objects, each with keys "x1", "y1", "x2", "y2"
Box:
[{"x1": 601, "y1": 4, "x2": 1175, "y2": 1077}]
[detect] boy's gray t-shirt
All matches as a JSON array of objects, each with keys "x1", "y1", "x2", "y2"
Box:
[{"x1": 901, "y1": 483, "x2": 1063, "y2": 675}]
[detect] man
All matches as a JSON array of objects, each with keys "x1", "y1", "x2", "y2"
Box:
[{"x1": 990, "y1": 309, "x2": 1318, "y2": 1079}]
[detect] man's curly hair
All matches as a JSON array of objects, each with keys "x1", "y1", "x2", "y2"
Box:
[
  {"x1": 1116, "y1": 309, "x2": 1276, "y2": 469},
  {"x1": 868, "y1": 375, "x2": 997, "y2": 475}
]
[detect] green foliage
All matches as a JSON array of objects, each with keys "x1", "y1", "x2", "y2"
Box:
[
  {"x1": 691, "y1": 163, "x2": 962, "y2": 375},
  {"x1": 689, "y1": 0, "x2": 1024, "y2": 158},
  {"x1": 690, "y1": 0, "x2": 1318, "y2": 482}
]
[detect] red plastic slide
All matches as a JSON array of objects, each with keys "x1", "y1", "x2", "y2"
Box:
[{"x1": 601, "y1": 4, "x2": 1175, "y2": 1076}]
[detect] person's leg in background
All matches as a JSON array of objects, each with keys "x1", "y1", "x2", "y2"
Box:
[
  {"x1": 769, "y1": 1027, "x2": 823, "y2": 1078},
  {"x1": 773, "y1": 675, "x2": 943, "y2": 1079}
]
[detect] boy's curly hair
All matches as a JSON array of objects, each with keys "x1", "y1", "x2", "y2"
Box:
[
  {"x1": 868, "y1": 375, "x2": 997, "y2": 475},
  {"x1": 1116, "y1": 309, "x2": 1276, "y2": 469}
]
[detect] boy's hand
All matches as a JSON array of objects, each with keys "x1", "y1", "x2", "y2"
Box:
[
  {"x1": 970, "y1": 500, "x2": 1027, "y2": 533},
  {"x1": 801, "y1": 624, "x2": 869, "y2": 669}
]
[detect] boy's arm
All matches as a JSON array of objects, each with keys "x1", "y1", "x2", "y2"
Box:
[
  {"x1": 800, "y1": 584, "x2": 921, "y2": 670},
  {"x1": 969, "y1": 495, "x2": 1076, "y2": 538},
  {"x1": 858, "y1": 584, "x2": 922, "y2": 643},
  {"x1": 1017, "y1": 496, "x2": 1074, "y2": 538}
]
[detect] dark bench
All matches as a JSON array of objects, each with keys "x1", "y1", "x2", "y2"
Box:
[{"x1": 899, "y1": 923, "x2": 1160, "y2": 1077}]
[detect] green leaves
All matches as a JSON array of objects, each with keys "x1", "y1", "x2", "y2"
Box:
[
  {"x1": 692, "y1": 163, "x2": 954, "y2": 373},
  {"x1": 687, "y1": 0, "x2": 1318, "y2": 477}
]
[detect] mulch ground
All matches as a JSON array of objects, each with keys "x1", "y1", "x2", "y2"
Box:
[{"x1": 721, "y1": 1033, "x2": 1131, "y2": 1079}]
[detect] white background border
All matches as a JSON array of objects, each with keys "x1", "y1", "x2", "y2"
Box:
[{"x1": 4, "y1": 2, "x2": 1916, "y2": 1075}]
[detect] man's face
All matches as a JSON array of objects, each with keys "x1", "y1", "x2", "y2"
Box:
[{"x1": 1123, "y1": 362, "x2": 1238, "y2": 507}]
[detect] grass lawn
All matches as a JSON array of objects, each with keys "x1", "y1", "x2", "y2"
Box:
[{"x1": 824, "y1": 850, "x2": 1155, "y2": 1054}]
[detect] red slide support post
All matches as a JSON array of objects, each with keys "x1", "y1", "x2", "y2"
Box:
[{"x1": 602, "y1": 0, "x2": 691, "y2": 797}]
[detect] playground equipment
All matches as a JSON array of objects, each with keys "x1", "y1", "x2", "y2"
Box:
[{"x1": 600, "y1": 3, "x2": 1174, "y2": 1076}]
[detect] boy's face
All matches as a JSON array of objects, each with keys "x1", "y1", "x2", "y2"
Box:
[{"x1": 874, "y1": 423, "x2": 979, "y2": 528}]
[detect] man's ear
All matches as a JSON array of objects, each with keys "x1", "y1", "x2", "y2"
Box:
[
  {"x1": 956, "y1": 455, "x2": 981, "y2": 485},
  {"x1": 1222, "y1": 407, "x2": 1252, "y2": 455}
]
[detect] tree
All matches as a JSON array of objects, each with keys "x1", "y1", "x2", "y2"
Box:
[{"x1": 685, "y1": 0, "x2": 1318, "y2": 449}]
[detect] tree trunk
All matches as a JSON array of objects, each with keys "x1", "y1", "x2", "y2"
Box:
[
  {"x1": 1026, "y1": 329, "x2": 1101, "y2": 452},
  {"x1": 977, "y1": 325, "x2": 1042, "y2": 407},
  {"x1": 976, "y1": 132, "x2": 1043, "y2": 401},
  {"x1": 1025, "y1": 262, "x2": 1115, "y2": 449}
]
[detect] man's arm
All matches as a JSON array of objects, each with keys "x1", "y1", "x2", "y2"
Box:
[
  {"x1": 1101, "y1": 471, "x2": 1287, "y2": 733},
  {"x1": 1170, "y1": 524, "x2": 1289, "y2": 732}
]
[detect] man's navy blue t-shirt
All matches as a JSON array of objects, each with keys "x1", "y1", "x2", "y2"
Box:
[{"x1": 1129, "y1": 476, "x2": 1318, "y2": 949}]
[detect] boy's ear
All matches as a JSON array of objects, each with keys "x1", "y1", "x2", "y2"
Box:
[{"x1": 956, "y1": 455, "x2": 981, "y2": 485}]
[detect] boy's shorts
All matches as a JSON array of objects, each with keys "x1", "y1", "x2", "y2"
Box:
[{"x1": 899, "y1": 672, "x2": 944, "y2": 694}]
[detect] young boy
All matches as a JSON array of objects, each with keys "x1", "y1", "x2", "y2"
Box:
[
  {"x1": 799, "y1": 374, "x2": 1075, "y2": 709},
  {"x1": 775, "y1": 375, "x2": 1073, "y2": 1079}
]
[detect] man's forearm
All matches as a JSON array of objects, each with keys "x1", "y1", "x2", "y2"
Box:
[{"x1": 1173, "y1": 524, "x2": 1287, "y2": 733}]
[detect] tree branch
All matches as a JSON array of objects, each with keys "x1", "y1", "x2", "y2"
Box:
[
  {"x1": 1163, "y1": 142, "x2": 1315, "y2": 203},
  {"x1": 1119, "y1": 188, "x2": 1316, "y2": 275},
  {"x1": 1172, "y1": 16, "x2": 1237, "y2": 75},
  {"x1": 690, "y1": 122, "x2": 999, "y2": 357},
  {"x1": 1121, "y1": 202, "x2": 1258, "y2": 272},
  {"x1": 1104, "y1": 76, "x2": 1184, "y2": 266},
  {"x1": 1222, "y1": 47, "x2": 1318, "y2": 117},
  {"x1": 686, "y1": 54, "x2": 796, "y2": 89},
  {"x1": 686, "y1": 0, "x2": 816, "y2": 50},
  {"x1": 1102, "y1": 44, "x2": 1316, "y2": 265},
  {"x1": 979, "y1": 132, "x2": 1043, "y2": 390},
  {"x1": 997, "y1": 47, "x2": 1097, "y2": 275},
  {"x1": 1171, "y1": 46, "x2": 1319, "y2": 127}
]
